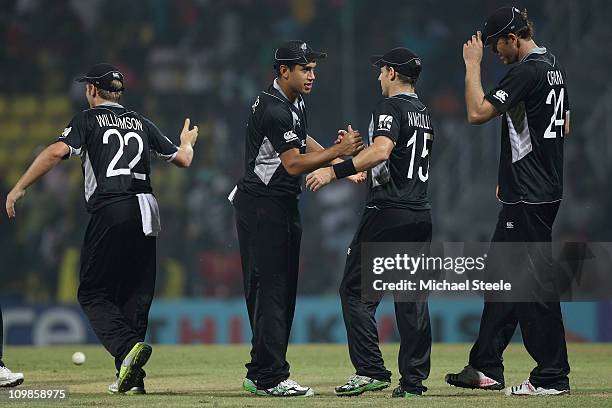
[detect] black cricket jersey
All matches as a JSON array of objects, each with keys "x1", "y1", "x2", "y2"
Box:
[
  {"x1": 237, "y1": 80, "x2": 308, "y2": 197},
  {"x1": 366, "y1": 93, "x2": 434, "y2": 210},
  {"x1": 485, "y1": 47, "x2": 568, "y2": 204},
  {"x1": 58, "y1": 102, "x2": 178, "y2": 213}
]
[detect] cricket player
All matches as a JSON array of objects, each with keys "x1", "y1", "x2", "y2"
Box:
[
  {"x1": 0, "y1": 306, "x2": 24, "y2": 387},
  {"x1": 445, "y1": 7, "x2": 571, "y2": 396},
  {"x1": 5, "y1": 63, "x2": 198, "y2": 394},
  {"x1": 307, "y1": 47, "x2": 434, "y2": 398},
  {"x1": 231, "y1": 40, "x2": 364, "y2": 397}
]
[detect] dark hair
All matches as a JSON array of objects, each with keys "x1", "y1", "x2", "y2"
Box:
[
  {"x1": 505, "y1": 8, "x2": 535, "y2": 41},
  {"x1": 97, "y1": 79, "x2": 123, "y2": 102},
  {"x1": 385, "y1": 66, "x2": 417, "y2": 87},
  {"x1": 396, "y1": 72, "x2": 417, "y2": 86},
  {"x1": 274, "y1": 63, "x2": 300, "y2": 77}
]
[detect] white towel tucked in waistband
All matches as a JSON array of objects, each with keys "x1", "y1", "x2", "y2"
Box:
[{"x1": 137, "y1": 193, "x2": 161, "y2": 236}]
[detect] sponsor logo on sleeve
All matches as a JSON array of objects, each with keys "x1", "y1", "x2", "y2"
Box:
[
  {"x1": 493, "y1": 90, "x2": 508, "y2": 103},
  {"x1": 377, "y1": 115, "x2": 393, "y2": 131},
  {"x1": 60, "y1": 127, "x2": 72, "y2": 138},
  {"x1": 283, "y1": 130, "x2": 299, "y2": 142}
]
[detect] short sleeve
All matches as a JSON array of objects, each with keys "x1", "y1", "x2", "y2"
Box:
[
  {"x1": 58, "y1": 111, "x2": 88, "y2": 159},
  {"x1": 264, "y1": 105, "x2": 300, "y2": 154},
  {"x1": 485, "y1": 64, "x2": 535, "y2": 114},
  {"x1": 372, "y1": 99, "x2": 401, "y2": 143},
  {"x1": 143, "y1": 116, "x2": 179, "y2": 162},
  {"x1": 563, "y1": 84, "x2": 570, "y2": 114}
]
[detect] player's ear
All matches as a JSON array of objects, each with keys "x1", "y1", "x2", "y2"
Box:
[
  {"x1": 388, "y1": 66, "x2": 397, "y2": 81},
  {"x1": 508, "y1": 33, "x2": 518, "y2": 47},
  {"x1": 279, "y1": 65, "x2": 290, "y2": 80}
]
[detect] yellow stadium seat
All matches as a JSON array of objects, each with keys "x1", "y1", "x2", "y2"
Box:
[
  {"x1": 0, "y1": 146, "x2": 8, "y2": 168},
  {"x1": 0, "y1": 96, "x2": 7, "y2": 117},
  {"x1": 41, "y1": 96, "x2": 72, "y2": 118},
  {"x1": 0, "y1": 121, "x2": 23, "y2": 144},
  {"x1": 10, "y1": 95, "x2": 39, "y2": 118},
  {"x1": 25, "y1": 121, "x2": 57, "y2": 144}
]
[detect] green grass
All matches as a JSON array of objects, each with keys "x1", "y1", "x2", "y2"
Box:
[{"x1": 1, "y1": 343, "x2": 611, "y2": 407}]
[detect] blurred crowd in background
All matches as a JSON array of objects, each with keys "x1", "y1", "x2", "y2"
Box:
[{"x1": 1, "y1": 0, "x2": 611, "y2": 303}]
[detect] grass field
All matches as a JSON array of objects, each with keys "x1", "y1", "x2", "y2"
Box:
[{"x1": 1, "y1": 343, "x2": 611, "y2": 407}]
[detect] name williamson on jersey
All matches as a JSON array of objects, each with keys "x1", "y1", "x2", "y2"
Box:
[{"x1": 95, "y1": 114, "x2": 144, "y2": 131}]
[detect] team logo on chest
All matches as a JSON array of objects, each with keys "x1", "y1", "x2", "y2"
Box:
[{"x1": 292, "y1": 111, "x2": 301, "y2": 129}]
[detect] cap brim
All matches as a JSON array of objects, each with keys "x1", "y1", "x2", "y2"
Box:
[
  {"x1": 369, "y1": 55, "x2": 385, "y2": 67},
  {"x1": 75, "y1": 76, "x2": 89, "y2": 83},
  {"x1": 483, "y1": 33, "x2": 497, "y2": 46},
  {"x1": 306, "y1": 51, "x2": 327, "y2": 60}
]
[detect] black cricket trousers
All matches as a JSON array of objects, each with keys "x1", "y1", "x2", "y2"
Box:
[
  {"x1": 340, "y1": 207, "x2": 432, "y2": 395},
  {"x1": 77, "y1": 198, "x2": 156, "y2": 372},
  {"x1": 0, "y1": 305, "x2": 3, "y2": 364},
  {"x1": 233, "y1": 188, "x2": 301, "y2": 390},
  {"x1": 468, "y1": 202, "x2": 570, "y2": 391}
]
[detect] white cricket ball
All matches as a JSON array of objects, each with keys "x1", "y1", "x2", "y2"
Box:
[{"x1": 72, "y1": 351, "x2": 86, "y2": 365}]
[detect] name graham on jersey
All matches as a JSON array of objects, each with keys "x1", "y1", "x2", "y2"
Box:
[
  {"x1": 96, "y1": 114, "x2": 143, "y2": 131},
  {"x1": 547, "y1": 70, "x2": 564, "y2": 86},
  {"x1": 406, "y1": 111, "x2": 432, "y2": 130}
]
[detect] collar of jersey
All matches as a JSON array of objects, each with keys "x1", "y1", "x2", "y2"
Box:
[
  {"x1": 97, "y1": 101, "x2": 125, "y2": 108},
  {"x1": 273, "y1": 79, "x2": 302, "y2": 109},
  {"x1": 394, "y1": 92, "x2": 418, "y2": 98},
  {"x1": 520, "y1": 46, "x2": 547, "y2": 63}
]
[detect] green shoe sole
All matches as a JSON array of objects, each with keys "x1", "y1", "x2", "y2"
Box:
[
  {"x1": 336, "y1": 381, "x2": 390, "y2": 396},
  {"x1": 117, "y1": 342, "x2": 152, "y2": 393},
  {"x1": 242, "y1": 378, "x2": 266, "y2": 396}
]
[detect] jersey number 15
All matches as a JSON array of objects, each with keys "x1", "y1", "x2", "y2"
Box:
[{"x1": 406, "y1": 130, "x2": 433, "y2": 182}]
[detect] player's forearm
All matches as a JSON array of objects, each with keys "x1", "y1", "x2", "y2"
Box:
[
  {"x1": 305, "y1": 136, "x2": 343, "y2": 165},
  {"x1": 351, "y1": 145, "x2": 387, "y2": 172},
  {"x1": 284, "y1": 145, "x2": 342, "y2": 176},
  {"x1": 13, "y1": 145, "x2": 64, "y2": 191},
  {"x1": 464, "y1": 63, "x2": 488, "y2": 124}
]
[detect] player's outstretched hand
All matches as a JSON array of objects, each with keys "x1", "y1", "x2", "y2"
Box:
[
  {"x1": 336, "y1": 124, "x2": 363, "y2": 156},
  {"x1": 180, "y1": 118, "x2": 199, "y2": 147},
  {"x1": 306, "y1": 168, "x2": 335, "y2": 192},
  {"x1": 6, "y1": 188, "x2": 25, "y2": 219},
  {"x1": 348, "y1": 171, "x2": 367, "y2": 184},
  {"x1": 463, "y1": 31, "x2": 483, "y2": 66}
]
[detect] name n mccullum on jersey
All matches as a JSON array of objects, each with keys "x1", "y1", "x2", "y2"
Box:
[{"x1": 367, "y1": 93, "x2": 434, "y2": 211}]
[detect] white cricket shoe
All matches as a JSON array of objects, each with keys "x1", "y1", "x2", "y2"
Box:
[
  {"x1": 505, "y1": 379, "x2": 570, "y2": 396},
  {"x1": 263, "y1": 379, "x2": 314, "y2": 397},
  {"x1": 0, "y1": 365, "x2": 24, "y2": 387}
]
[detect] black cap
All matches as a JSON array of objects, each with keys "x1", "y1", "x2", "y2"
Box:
[
  {"x1": 483, "y1": 7, "x2": 528, "y2": 46},
  {"x1": 274, "y1": 40, "x2": 327, "y2": 66},
  {"x1": 370, "y1": 47, "x2": 422, "y2": 79},
  {"x1": 76, "y1": 63, "x2": 125, "y2": 92}
]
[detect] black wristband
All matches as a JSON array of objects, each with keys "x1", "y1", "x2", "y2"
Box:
[{"x1": 332, "y1": 159, "x2": 357, "y2": 179}]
